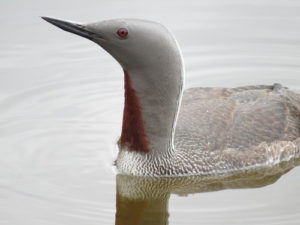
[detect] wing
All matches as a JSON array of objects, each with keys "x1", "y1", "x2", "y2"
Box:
[{"x1": 175, "y1": 84, "x2": 300, "y2": 152}]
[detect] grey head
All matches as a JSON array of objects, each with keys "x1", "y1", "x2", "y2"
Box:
[
  {"x1": 42, "y1": 17, "x2": 183, "y2": 71},
  {"x1": 43, "y1": 17, "x2": 184, "y2": 157}
]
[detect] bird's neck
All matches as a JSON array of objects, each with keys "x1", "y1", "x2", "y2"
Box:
[
  {"x1": 119, "y1": 63, "x2": 184, "y2": 155},
  {"x1": 119, "y1": 71, "x2": 150, "y2": 153}
]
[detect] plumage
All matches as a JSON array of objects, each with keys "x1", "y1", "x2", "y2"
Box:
[{"x1": 43, "y1": 17, "x2": 300, "y2": 177}]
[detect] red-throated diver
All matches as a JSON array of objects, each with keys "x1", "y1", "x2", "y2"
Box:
[{"x1": 42, "y1": 17, "x2": 300, "y2": 176}]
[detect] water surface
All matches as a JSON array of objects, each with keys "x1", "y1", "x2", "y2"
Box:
[{"x1": 1, "y1": 0, "x2": 300, "y2": 224}]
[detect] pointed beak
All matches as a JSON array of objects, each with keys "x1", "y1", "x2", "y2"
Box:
[{"x1": 41, "y1": 17, "x2": 103, "y2": 40}]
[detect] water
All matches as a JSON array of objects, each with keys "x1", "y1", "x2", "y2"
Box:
[{"x1": 1, "y1": 0, "x2": 300, "y2": 224}]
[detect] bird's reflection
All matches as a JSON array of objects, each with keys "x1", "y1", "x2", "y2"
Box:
[{"x1": 115, "y1": 159, "x2": 300, "y2": 225}]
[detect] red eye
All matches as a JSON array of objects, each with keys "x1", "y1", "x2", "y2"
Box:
[{"x1": 117, "y1": 28, "x2": 128, "y2": 38}]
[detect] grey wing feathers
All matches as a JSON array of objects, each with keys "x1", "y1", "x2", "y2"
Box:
[{"x1": 175, "y1": 84, "x2": 300, "y2": 152}]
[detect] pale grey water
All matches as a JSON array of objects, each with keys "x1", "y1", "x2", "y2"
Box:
[{"x1": 1, "y1": 0, "x2": 300, "y2": 224}]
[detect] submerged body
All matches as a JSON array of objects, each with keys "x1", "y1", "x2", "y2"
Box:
[{"x1": 43, "y1": 17, "x2": 300, "y2": 176}]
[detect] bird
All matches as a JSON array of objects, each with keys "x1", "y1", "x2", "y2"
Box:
[{"x1": 42, "y1": 17, "x2": 300, "y2": 177}]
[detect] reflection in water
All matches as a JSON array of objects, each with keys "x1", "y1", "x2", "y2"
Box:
[{"x1": 115, "y1": 159, "x2": 300, "y2": 225}]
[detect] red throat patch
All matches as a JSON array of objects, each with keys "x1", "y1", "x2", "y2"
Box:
[{"x1": 120, "y1": 71, "x2": 150, "y2": 153}]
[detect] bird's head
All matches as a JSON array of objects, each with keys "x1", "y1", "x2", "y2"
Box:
[{"x1": 42, "y1": 17, "x2": 182, "y2": 72}]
